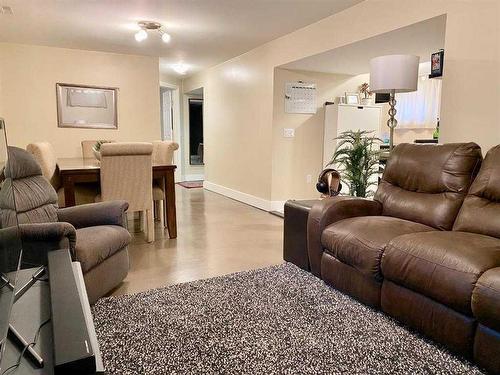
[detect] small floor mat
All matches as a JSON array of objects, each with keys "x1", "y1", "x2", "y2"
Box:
[{"x1": 177, "y1": 180, "x2": 204, "y2": 189}]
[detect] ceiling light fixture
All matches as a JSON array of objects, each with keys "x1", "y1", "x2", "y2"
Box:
[
  {"x1": 134, "y1": 29, "x2": 148, "y2": 42},
  {"x1": 171, "y1": 63, "x2": 189, "y2": 75},
  {"x1": 134, "y1": 20, "x2": 171, "y2": 44}
]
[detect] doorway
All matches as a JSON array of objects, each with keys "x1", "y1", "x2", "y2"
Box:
[
  {"x1": 182, "y1": 87, "x2": 204, "y2": 182},
  {"x1": 188, "y1": 98, "x2": 204, "y2": 165}
]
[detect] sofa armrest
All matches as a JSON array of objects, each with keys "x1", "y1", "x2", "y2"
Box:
[
  {"x1": 57, "y1": 200, "x2": 129, "y2": 229},
  {"x1": 19, "y1": 222, "x2": 77, "y2": 267},
  {"x1": 307, "y1": 196, "x2": 382, "y2": 277}
]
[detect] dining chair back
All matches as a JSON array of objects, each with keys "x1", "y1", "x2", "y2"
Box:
[
  {"x1": 100, "y1": 142, "x2": 154, "y2": 242},
  {"x1": 151, "y1": 141, "x2": 179, "y2": 228},
  {"x1": 152, "y1": 140, "x2": 179, "y2": 165},
  {"x1": 26, "y1": 142, "x2": 61, "y2": 189}
]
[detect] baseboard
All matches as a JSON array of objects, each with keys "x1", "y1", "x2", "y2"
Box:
[
  {"x1": 203, "y1": 181, "x2": 276, "y2": 211},
  {"x1": 182, "y1": 174, "x2": 204, "y2": 182},
  {"x1": 270, "y1": 200, "x2": 286, "y2": 213}
]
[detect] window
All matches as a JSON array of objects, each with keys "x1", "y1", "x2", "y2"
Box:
[{"x1": 395, "y1": 76, "x2": 441, "y2": 128}]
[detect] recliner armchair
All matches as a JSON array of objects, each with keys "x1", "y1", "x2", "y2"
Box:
[{"x1": 0, "y1": 146, "x2": 131, "y2": 304}]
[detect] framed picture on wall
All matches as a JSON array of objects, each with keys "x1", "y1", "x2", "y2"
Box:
[
  {"x1": 345, "y1": 92, "x2": 360, "y2": 105},
  {"x1": 430, "y1": 49, "x2": 444, "y2": 78},
  {"x1": 56, "y1": 83, "x2": 118, "y2": 129}
]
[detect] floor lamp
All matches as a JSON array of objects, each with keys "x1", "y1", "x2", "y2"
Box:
[{"x1": 369, "y1": 55, "x2": 419, "y2": 151}]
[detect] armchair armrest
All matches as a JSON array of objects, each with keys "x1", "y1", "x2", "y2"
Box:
[
  {"x1": 307, "y1": 196, "x2": 382, "y2": 277},
  {"x1": 57, "y1": 200, "x2": 129, "y2": 229},
  {"x1": 19, "y1": 222, "x2": 77, "y2": 267}
]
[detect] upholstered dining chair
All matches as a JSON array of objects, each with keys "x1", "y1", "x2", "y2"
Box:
[
  {"x1": 26, "y1": 142, "x2": 97, "y2": 207},
  {"x1": 81, "y1": 140, "x2": 116, "y2": 159},
  {"x1": 98, "y1": 142, "x2": 155, "y2": 242},
  {"x1": 151, "y1": 140, "x2": 179, "y2": 228}
]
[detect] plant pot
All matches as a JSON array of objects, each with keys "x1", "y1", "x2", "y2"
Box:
[{"x1": 93, "y1": 149, "x2": 101, "y2": 160}]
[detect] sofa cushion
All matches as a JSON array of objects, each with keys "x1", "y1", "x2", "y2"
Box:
[
  {"x1": 374, "y1": 143, "x2": 481, "y2": 230},
  {"x1": 75, "y1": 225, "x2": 131, "y2": 273},
  {"x1": 454, "y1": 145, "x2": 500, "y2": 238},
  {"x1": 321, "y1": 216, "x2": 435, "y2": 281},
  {"x1": 382, "y1": 231, "x2": 500, "y2": 315},
  {"x1": 472, "y1": 267, "x2": 500, "y2": 331}
]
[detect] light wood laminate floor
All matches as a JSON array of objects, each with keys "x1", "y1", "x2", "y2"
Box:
[{"x1": 111, "y1": 186, "x2": 284, "y2": 297}]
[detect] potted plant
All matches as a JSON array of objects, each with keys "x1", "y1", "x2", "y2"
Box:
[
  {"x1": 92, "y1": 140, "x2": 112, "y2": 160},
  {"x1": 327, "y1": 130, "x2": 380, "y2": 198},
  {"x1": 359, "y1": 83, "x2": 373, "y2": 105}
]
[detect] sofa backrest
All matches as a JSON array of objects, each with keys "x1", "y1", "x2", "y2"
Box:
[
  {"x1": 0, "y1": 147, "x2": 58, "y2": 226},
  {"x1": 375, "y1": 143, "x2": 482, "y2": 230},
  {"x1": 454, "y1": 145, "x2": 500, "y2": 237}
]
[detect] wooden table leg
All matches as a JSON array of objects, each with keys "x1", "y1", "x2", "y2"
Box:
[
  {"x1": 164, "y1": 169, "x2": 177, "y2": 239},
  {"x1": 62, "y1": 175, "x2": 76, "y2": 207}
]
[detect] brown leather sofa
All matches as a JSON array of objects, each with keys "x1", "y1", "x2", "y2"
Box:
[{"x1": 308, "y1": 143, "x2": 500, "y2": 373}]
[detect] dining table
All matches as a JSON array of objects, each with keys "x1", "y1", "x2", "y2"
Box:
[{"x1": 57, "y1": 157, "x2": 177, "y2": 239}]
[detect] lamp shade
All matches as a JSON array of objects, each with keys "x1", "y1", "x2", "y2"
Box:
[{"x1": 369, "y1": 54, "x2": 420, "y2": 93}]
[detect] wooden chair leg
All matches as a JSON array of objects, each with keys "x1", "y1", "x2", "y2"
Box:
[{"x1": 146, "y1": 209, "x2": 154, "y2": 243}]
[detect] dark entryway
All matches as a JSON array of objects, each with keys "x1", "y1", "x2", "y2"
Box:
[{"x1": 188, "y1": 98, "x2": 203, "y2": 165}]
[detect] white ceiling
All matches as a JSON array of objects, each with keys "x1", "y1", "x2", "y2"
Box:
[
  {"x1": 280, "y1": 15, "x2": 446, "y2": 75},
  {"x1": 0, "y1": 0, "x2": 364, "y2": 77}
]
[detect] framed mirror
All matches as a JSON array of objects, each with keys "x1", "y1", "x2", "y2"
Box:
[{"x1": 0, "y1": 118, "x2": 23, "y2": 366}]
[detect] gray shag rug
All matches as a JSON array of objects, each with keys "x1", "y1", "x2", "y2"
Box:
[{"x1": 92, "y1": 263, "x2": 485, "y2": 374}]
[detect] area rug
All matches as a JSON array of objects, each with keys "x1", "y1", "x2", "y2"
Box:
[
  {"x1": 177, "y1": 180, "x2": 203, "y2": 189},
  {"x1": 92, "y1": 263, "x2": 484, "y2": 374}
]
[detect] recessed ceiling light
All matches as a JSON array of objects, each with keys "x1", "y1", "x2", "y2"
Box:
[
  {"x1": 0, "y1": 6, "x2": 13, "y2": 15},
  {"x1": 171, "y1": 63, "x2": 189, "y2": 75}
]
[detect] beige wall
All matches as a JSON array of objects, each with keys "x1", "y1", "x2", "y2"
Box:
[
  {"x1": 271, "y1": 68, "x2": 371, "y2": 200},
  {"x1": 160, "y1": 72, "x2": 181, "y2": 87},
  {"x1": 183, "y1": 0, "x2": 499, "y2": 204},
  {"x1": 0, "y1": 43, "x2": 161, "y2": 157}
]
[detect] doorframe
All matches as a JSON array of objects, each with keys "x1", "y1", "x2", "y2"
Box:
[
  {"x1": 182, "y1": 90, "x2": 205, "y2": 182},
  {"x1": 160, "y1": 81, "x2": 181, "y2": 182}
]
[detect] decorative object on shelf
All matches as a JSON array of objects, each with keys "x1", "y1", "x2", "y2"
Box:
[
  {"x1": 429, "y1": 49, "x2": 444, "y2": 78},
  {"x1": 316, "y1": 169, "x2": 342, "y2": 197},
  {"x1": 56, "y1": 83, "x2": 118, "y2": 129},
  {"x1": 328, "y1": 130, "x2": 380, "y2": 198},
  {"x1": 359, "y1": 83, "x2": 373, "y2": 105},
  {"x1": 370, "y1": 54, "x2": 419, "y2": 151},
  {"x1": 92, "y1": 140, "x2": 113, "y2": 160},
  {"x1": 344, "y1": 92, "x2": 360, "y2": 105},
  {"x1": 134, "y1": 20, "x2": 171, "y2": 43}
]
